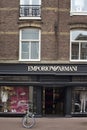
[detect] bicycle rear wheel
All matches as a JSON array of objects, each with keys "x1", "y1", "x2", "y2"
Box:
[{"x1": 22, "y1": 114, "x2": 35, "y2": 128}]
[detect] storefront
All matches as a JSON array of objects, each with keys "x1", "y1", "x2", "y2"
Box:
[{"x1": 0, "y1": 63, "x2": 87, "y2": 117}]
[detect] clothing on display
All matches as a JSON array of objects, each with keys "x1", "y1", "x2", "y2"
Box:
[
  {"x1": 1, "y1": 91, "x2": 8, "y2": 102},
  {"x1": 80, "y1": 91, "x2": 87, "y2": 112},
  {"x1": 0, "y1": 86, "x2": 29, "y2": 113}
]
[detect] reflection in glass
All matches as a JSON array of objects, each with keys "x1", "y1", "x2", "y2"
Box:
[
  {"x1": 31, "y1": 42, "x2": 39, "y2": 59},
  {"x1": 71, "y1": 30, "x2": 87, "y2": 60},
  {"x1": 80, "y1": 43, "x2": 87, "y2": 59},
  {"x1": 75, "y1": 0, "x2": 84, "y2": 11},
  {"x1": 22, "y1": 29, "x2": 39, "y2": 40},
  {"x1": 71, "y1": 42, "x2": 79, "y2": 59},
  {"x1": 21, "y1": 42, "x2": 29, "y2": 59},
  {"x1": 71, "y1": 31, "x2": 87, "y2": 40},
  {"x1": 71, "y1": 0, "x2": 87, "y2": 12}
]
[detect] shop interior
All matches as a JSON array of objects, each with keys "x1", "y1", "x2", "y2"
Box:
[{"x1": 42, "y1": 87, "x2": 66, "y2": 116}]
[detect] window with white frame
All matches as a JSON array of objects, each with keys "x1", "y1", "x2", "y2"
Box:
[
  {"x1": 71, "y1": 0, "x2": 87, "y2": 15},
  {"x1": 19, "y1": 28, "x2": 41, "y2": 61},
  {"x1": 20, "y1": 0, "x2": 41, "y2": 18},
  {"x1": 70, "y1": 30, "x2": 87, "y2": 61}
]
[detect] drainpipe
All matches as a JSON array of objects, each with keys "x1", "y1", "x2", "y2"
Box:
[{"x1": 54, "y1": 0, "x2": 59, "y2": 60}]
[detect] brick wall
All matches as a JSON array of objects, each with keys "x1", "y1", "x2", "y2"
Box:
[
  {"x1": 0, "y1": 0, "x2": 19, "y2": 61},
  {"x1": 0, "y1": 0, "x2": 87, "y2": 63}
]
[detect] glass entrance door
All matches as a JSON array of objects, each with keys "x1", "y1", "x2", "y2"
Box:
[{"x1": 42, "y1": 87, "x2": 65, "y2": 116}]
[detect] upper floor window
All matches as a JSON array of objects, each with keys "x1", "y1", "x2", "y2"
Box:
[
  {"x1": 19, "y1": 28, "x2": 41, "y2": 61},
  {"x1": 19, "y1": 0, "x2": 41, "y2": 19},
  {"x1": 71, "y1": 0, "x2": 87, "y2": 15},
  {"x1": 70, "y1": 30, "x2": 87, "y2": 61}
]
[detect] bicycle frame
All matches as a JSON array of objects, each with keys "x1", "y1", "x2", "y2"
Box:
[{"x1": 22, "y1": 101, "x2": 35, "y2": 128}]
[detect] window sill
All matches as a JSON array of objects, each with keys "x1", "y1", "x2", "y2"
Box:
[
  {"x1": 70, "y1": 59, "x2": 87, "y2": 62},
  {"x1": 19, "y1": 59, "x2": 40, "y2": 62},
  {"x1": 19, "y1": 17, "x2": 41, "y2": 20},
  {"x1": 70, "y1": 12, "x2": 87, "y2": 16}
]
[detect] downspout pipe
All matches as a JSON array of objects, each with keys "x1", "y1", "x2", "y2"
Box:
[{"x1": 54, "y1": 0, "x2": 59, "y2": 60}]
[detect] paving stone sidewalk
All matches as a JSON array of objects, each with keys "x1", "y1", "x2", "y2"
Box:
[{"x1": 0, "y1": 117, "x2": 87, "y2": 130}]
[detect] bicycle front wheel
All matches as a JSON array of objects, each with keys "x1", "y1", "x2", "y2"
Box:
[{"x1": 22, "y1": 114, "x2": 35, "y2": 128}]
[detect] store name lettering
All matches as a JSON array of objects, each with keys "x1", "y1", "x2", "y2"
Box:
[{"x1": 28, "y1": 65, "x2": 78, "y2": 72}]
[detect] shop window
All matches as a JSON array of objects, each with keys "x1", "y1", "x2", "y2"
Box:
[
  {"x1": 0, "y1": 86, "x2": 35, "y2": 114},
  {"x1": 71, "y1": 0, "x2": 87, "y2": 15},
  {"x1": 19, "y1": 28, "x2": 41, "y2": 61},
  {"x1": 72, "y1": 88, "x2": 87, "y2": 113},
  {"x1": 19, "y1": 0, "x2": 41, "y2": 19},
  {"x1": 70, "y1": 30, "x2": 87, "y2": 61}
]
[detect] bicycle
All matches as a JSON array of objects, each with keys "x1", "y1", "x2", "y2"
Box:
[{"x1": 22, "y1": 101, "x2": 35, "y2": 128}]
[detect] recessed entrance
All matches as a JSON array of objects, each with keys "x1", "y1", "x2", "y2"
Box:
[{"x1": 42, "y1": 87, "x2": 65, "y2": 116}]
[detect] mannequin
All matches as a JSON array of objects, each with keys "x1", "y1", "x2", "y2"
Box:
[
  {"x1": 1, "y1": 90, "x2": 8, "y2": 103},
  {"x1": 80, "y1": 91, "x2": 87, "y2": 112},
  {"x1": 1, "y1": 90, "x2": 8, "y2": 112}
]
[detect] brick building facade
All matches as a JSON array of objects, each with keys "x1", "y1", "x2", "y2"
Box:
[{"x1": 0, "y1": 0, "x2": 87, "y2": 117}]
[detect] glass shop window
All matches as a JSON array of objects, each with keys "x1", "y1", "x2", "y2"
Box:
[
  {"x1": 0, "y1": 86, "x2": 34, "y2": 113},
  {"x1": 72, "y1": 88, "x2": 87, "y2": 113}
]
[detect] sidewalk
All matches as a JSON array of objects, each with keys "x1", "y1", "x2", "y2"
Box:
[{"x1": 0, "y1": 117, "x2": 87, "y2": 130}]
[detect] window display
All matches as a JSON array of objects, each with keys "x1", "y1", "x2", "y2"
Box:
[
  {"x1": 72, "y1": 88, "x2": 87, "y2": 113},
  {"x1": 80, "y1": 91, "x2": 87, "y2": 112},
  {"x1": 0, "y1": 86, "x2": 29, "y2": 113}
]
